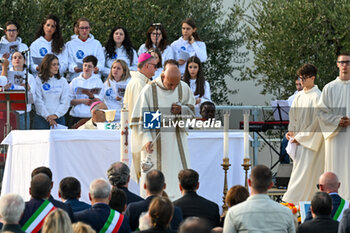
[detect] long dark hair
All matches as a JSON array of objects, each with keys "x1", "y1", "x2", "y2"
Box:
[
  {"x1": 182, "y1": 18, "x2": 201, "y2": 41},
  {"x1": 38, "y1": 54, "x2": 60, "y2": 83},
  {"x1": 35, "y1": 15, "x2": 65, "y2": 54},
  {"x1": 184, "y1": 56, "x2": 205, "y2": 97},
  {"x1": 145, "y1": 24, "x2": 169, "y2": 52},
  {"x1": 105, "y1": 26, "x2": 135, "y2": 65}
]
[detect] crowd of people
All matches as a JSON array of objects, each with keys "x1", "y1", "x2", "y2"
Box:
[
  {"x1": 0, "y1": 15, "x2": 212, "y2": 130},
  {"x1": 2, "y1": 164, "x2": 350, "y2": 233}
]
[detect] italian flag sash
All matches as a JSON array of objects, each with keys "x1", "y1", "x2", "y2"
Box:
[
  {"x1": 333, "y1": 198, "x2": 350, "y2": 221},
  {"x1": 22, "y1": 200, "x2": 56, "y2": 233},
  {"x1": 99, "y1": 209, "x2": 124, "y2": 233}
]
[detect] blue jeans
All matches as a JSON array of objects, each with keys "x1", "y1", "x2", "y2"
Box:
[
  {"x1": 33, "y1": 114, "x2": 66, "y2": 129},
  {"x1": 18, "y1": 112, "x2": 30, "y2": 130}
]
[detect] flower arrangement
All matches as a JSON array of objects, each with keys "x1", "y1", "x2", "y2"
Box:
[{"x1": 281, "y1": 202, "x2": 301, "y2": 223}]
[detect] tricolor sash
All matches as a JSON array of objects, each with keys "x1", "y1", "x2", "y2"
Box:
[
  {"x1": 99, "y1": 209, "x2": 124, "y2": 233},
  {"x1": 333, "y1": 198, "x2": 350, "y2": 221},
  {"x1": 22, "y1": 200, "x2": 56, "y2": 233}
]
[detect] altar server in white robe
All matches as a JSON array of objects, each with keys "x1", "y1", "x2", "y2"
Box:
[
  {"x1": 318, "y1": 53, "x2": 350, "y2": 200},
  {"x1": 130, "y1": 66, "x2": 195, "y2": 199},
  {"x1": 282, "y1": 64, "x2": 325, "y2": 204}
]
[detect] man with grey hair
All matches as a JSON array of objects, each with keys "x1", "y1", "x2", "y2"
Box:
[
  {"x1": 0, "y1": 193, "x2": 25, "y2": 233},
  {"x1": 74, "y1": 178, "x2": 131, "y2": 233},
  {"x1": 179, "y1": 217, "x2": 211, "y2": 233},
  {"x1": 107, "y1": 162, "x2": 143, "y2": 204}
]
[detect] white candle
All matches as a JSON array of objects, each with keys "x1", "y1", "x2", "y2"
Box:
[
  {"x1": 243, "y1": 111, "x2": 250, "y2": 159},
  {"x1": 120, "y1": 104, "x2": 129, "y2": 163},
  {"x1": 223, "y1": 112, "x2": 229, "y2": 158}
]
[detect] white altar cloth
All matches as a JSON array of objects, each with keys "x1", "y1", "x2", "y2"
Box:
[{"x1": 1, "y1": 130, "x2": 245, "y2": 210}]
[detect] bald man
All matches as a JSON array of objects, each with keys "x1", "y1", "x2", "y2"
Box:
[
  {"x1": 130, "y1": 65, "x2": 195, "y2": 199},
  {"x1": 78, "y1": 101, "x2": 108, "y2": 129},
  {"x1": 305, "y1": 172, "x2": 349, "y2": 222}
]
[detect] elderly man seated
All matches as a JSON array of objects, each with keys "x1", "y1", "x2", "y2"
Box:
[{"x1": 77, "y1": 101, "x2": 108, "y2": 129}]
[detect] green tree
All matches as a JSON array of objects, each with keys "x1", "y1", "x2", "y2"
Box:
[
  {"x1": 244, "y1": 0, "x2": 350, "y2": 99},
  {"x1": 0, "y1": 0, "x2": 246, "y2": 104}
]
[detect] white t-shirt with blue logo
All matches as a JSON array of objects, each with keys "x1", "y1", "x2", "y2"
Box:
[
  {"x1": 34, "y1": 75, "x2": 70, "y2": 119},
  {"x1": 69, "y1": 73, "x2": 104, "y2": 118},
  {"x1": 170, "y1": 36, "x2": 207, "y2": 74},
  {"x1": 29, "y1": 36, "x2": 68, "y2": 75},
  {"x1": 66, "y1": 34, "x2": 105, "y2": 80},
  {"x1": 103, "y1": 78, "x2": 130, "y2": 121}
]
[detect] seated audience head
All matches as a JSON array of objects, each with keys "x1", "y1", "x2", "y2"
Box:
[
  {"x1": 89, "y1": 178, "x2": 111, "y2": 203},
  {"x1": 107, "y1": 162, "x2": 130, "y2": 188},
  {"x1": 225, "y1": 185, "x2": 249, "y2": 208},
  {"x1": 31, "y1": 166, "x2": 53, "y2": 181},
  {"x1": 148, "y1": 196, "x2": 174, "y2": 230},
  {"x1": 200, "y1": 101, "x2": 216, "y2": 120},
  {"x1": 42, "y1": 209, "x2": 74, "y2": 233},
  {"x1": 59, "y1": 177, "x2": 81, "y2": 201},
  {"x1": 248, "y1": 165, "x2": 273, "y2": 194},
  {"x1": 139, "y1": 212, "x2": 152, "y2": 231},
  {"x1": 161, "y1": 65, "x2": 181, "y2": 90},
  {"x1": 145, "y1": 170, "x2": 165, "y2": 195},
  {"x1": 0, "y1": 193, "x2": 25, "y2": 224},
  {"x1": 178, "y1": 169, "x2": 199, "y2": 193},
  {"x1": 90, "y1": 101, "x2": 108, "y2": 123},
  {"x1": 179, "y1": 217, "x2": 211, "y2": 233},
  {"x1": 30, "y1": 173, "x2": 52, "y2": 199},
  {"x1": 72, "y1": 222, "x2": 96, "y2": 233},
  {"x1": 148, "y1": 48, "x2": 162, "y2": 69},
  {"x1": 163, "y1": 59, "x2": 179, "y2": 71},
  {"x1": 109, "y1": 187, "x2": 127, "y2": 213},
  {"x1": 310, "y1": 192, "x2": 332, "y2": 218},
  {"x1": 318, "y1": 172, "x2": 340, "y2": 193},
  {"x1": 137, "y1": 53, "x2": 157, "y2": 78}
]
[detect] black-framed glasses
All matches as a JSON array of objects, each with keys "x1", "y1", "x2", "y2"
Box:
[
  {"x1": 337, "y1": 60, "x2": 350, "y2": 65},
  {"x1": 6, "y1": 29, "x2": 18, "y2": 32}
]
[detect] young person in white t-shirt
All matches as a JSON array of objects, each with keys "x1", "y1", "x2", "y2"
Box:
[
  {"x1": 171, "y1": 18, "x2": 207, "y2": 74},
  {"x1": 183, "y1": 56, "x2": 211, "y2": 117},
  {"x1": 103, "y1": 26, "x2": 138, "y2": 77},
  {"x1": 68, "y1": 55, "x2": 104, "y2": 127},
  {"x1": 66, "y1": 17, "x2": 105, "y2": 81},
  {"x1": 103, "y1": 59, "x2": 131, "y2": 122},
  {"x1": 30, "y1": 15, "x2": 68, "y2": 76},
  {"x1": 1, "y1": 52, "x2": 35, "y2": 129},
  {"x1": 138, "y1": 24, "x2": 174, "y2": 66},
  {"x1": 33, "y1": 54, "x2": 70, "y2": 129}
]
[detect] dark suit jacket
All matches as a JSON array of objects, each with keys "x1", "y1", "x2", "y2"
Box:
[
  {"x1": 297, "y1": 215, "x2": 339, "y2": 233},
  {"x1": 74, "y1": 203, "x2": 131, "y2": 233},
  {"x1": 120, "y1": 187, "x2": 144, "y2": 204},
  {"x1": 1, "y1": 224, "x2": 25, "y2": 233},
  {"x1": 19, "y1": 198, "x2": 75, "y2": 228},
  {"x1": 125, "y1": 195, "x2": 183, "y2": 231},
  {"x1": 305, "y1": 193, "x2": 342, "y2": 221},
  {"x1": 137, "y1": 226, "x2": 177, "y2": 233},
  {"x1": 173, "y1": 191, "x2": 220, "y2": 228},
  {"x1": 65, "y1": 198, "x2": 91, "y2": 213}
]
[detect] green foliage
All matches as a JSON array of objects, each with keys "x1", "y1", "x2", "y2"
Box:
[
  {"x1": 243, "y1": 0, "x2": 350, "y2": 99},
  {"x1": 0, "y1": 0, "x2": 247, "y2": 104}
]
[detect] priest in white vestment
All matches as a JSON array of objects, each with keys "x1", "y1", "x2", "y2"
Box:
[
  {"x1": 124, "y1": 53, "x2": 157, "y2": 181},
  {"x1": 130, "y1": 66, "x2": 195, "y2": 199},
  {"x1": 283, "y1": 64, "x2": 324, "y2": 204},
  {"x1": 318, "y1": 54, "x2": 350, "y2": 200}
]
